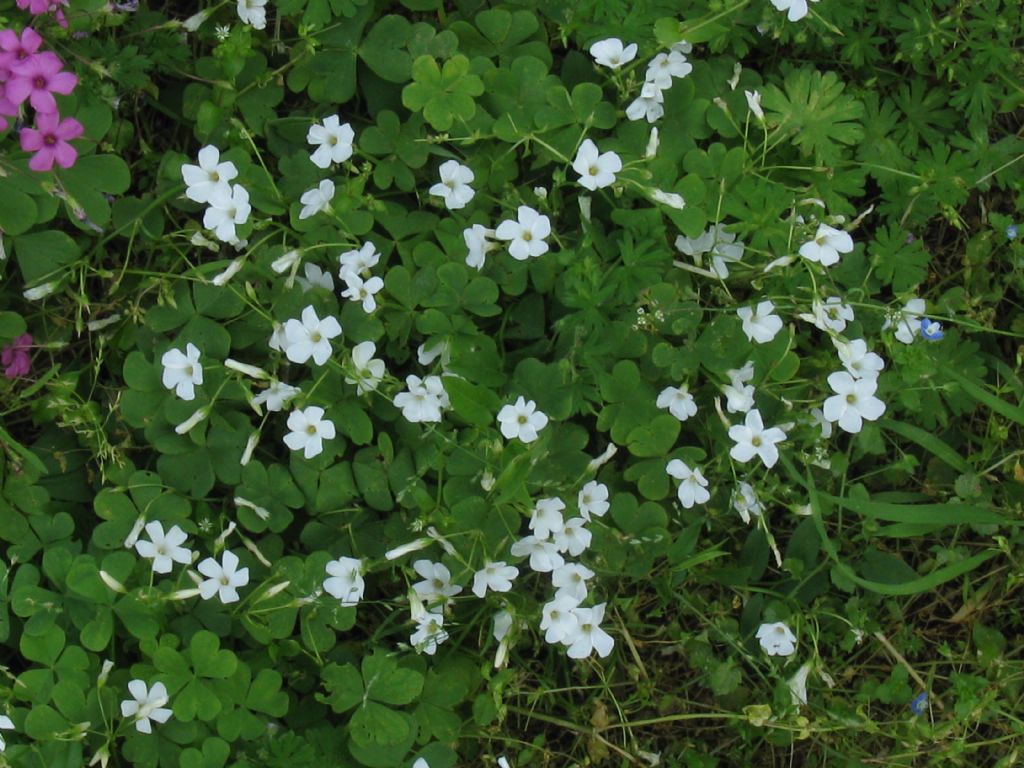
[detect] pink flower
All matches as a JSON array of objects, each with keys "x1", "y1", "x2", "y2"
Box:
[
  {"x1": 16, "y1": 0, "x2": 66, "y2": 16},
  {"x1": 6, "y1": 51, "x2": 77, "y2": 114},
  {"x1": 0, "y1": 83, "x2": 18, "y2": 132},
  {"x1": 20, "y1": 112, "x2": 83, "y2": 171},
  {"x1": 2, "y1": 334, "x2": 33, "y2": 379},
  {"x1": 0, "y1": 27, "x2": 43, "y2": 71}
]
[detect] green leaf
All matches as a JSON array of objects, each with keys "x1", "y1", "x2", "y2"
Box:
[
  {"x1": 319, "y1": 662, "x2": 363, "y2": 713},
  {"x1": 360, "y1": 15, "x2": 413, "y2": 82},
  {"x1": 0, "y1": 178, "x2": 38, "y2": 235},
  {"x1": 14, "y1": 230, "x2": 81, "y2": 285},
  {"x1": 626, "y1": 414, "x2": 681, "y2": 458},
  {"x1": 190, "y1": 631, "x2": 238, "y2": 678},
  {"x1": 362, "y1": 653, "x2": 424, "y2": 706},
  {"x1": 245, "y1": 669, "x2": 289, "y2": 716},
  {"x1": 350, "y1": 701, "x2": 410, "y2": 748},
  {"x1": 443, "y1": 377, "x2": 500, "y2": 428},
  {"x1": 402, "y1": 54, "x2": 483, "y2": 131}
]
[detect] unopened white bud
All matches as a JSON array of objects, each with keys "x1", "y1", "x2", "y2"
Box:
[
  {"x1": 257, "y1": 581, "x2": 291, "y2": 602},
  {"x1": 587, "y1": 443, "x2": 618, "y2": 472},
  {"x1": 214, "y1": 521, "x2": 237, "y2": 549},
  {"x1": 98, "y1": 570, "x2": 126, "y2": 593},
  {"x1": 224, "y1": 358, "x2": 270, "y2": 379},
  {"x1": 24, "y1": 281, "x2": 57, "y2": 300},
  {"x1": 426, "y1": 526, "x2": 456, "y2": 556},
  {"x1": 651, "y1": 189, "x2": 686, "y2": 210},
  {"x1": 234, "y1": 496, "x2": 270, "y2": 521},
  {"x1": 211, "y1": 258, "x2": 244, "y2": 286},
  {"x1": 240, "y1": 431, "x2": 259, "y2": 466},
  {"x1": 644, "y1": 127, "x2": 660, "y2": 158},
  {"x1": 182, "y1": 8, "x2": 211, "y2": 31},
  {"x1": 97, "y1": 659, "x2": 115, "y2": 686},
  {"x1": 175, "y1": 407, "x2": 209, "y2": 435},
  {"x1": 385, "y1": 538, "x2": 431, "y2": 561},
  {"x1": 123, "y1": 516, "x2": 146, "y2": 548},
  {"x1": 579, "y1": 195, "x2": 592, "y2": 222},
  {"x1": 169, "y1": 587, "x2": 203, "y2": 600},
  {"x1": 87, "y1": 314, "x2": 121, "y2": 332},
  {"x1": 271, "y1": 249, "x2": 302, "y2": 274}
]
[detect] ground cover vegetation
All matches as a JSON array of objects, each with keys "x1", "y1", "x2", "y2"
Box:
[{"x1": 1, "y1": 0, "x2": 1024, "y2": 765}]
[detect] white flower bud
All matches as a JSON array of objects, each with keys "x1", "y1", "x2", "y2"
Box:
[
  {"x1": 240, "y1": 431, "x2": 259, "y2": 466},
  {"x1": 271, "y1": 249, "x2": 302, "y2": 274},
  {"x1": 175, "y1": 407, "x2": 209, "y2": 435},
  {"x1": 123, "y1": 516, "x2": 146, "y2": 548},
  {"x1": 224, "y1": 359, "x2": 270, "y2": 379},
  {"x1": 211, "y1": 258, "x2": 243, "y2": 286},
  {"x1": 24, "y1": 281, "x2": 57, "y2": 300},
  {"x1": 182, "y1": 8, "x2": 211, "y2": 31},
  {"x1": 234, "y1": 496, "x2": 270, "y2": 521},
  {"x1": 644, "y1": 127, "x2": 660, "y2": 158},
  {"x1": 384, "y1": 538, "x2": 431, "y2": 561},
  {"x1": 587, "y1": 443, "x2": 618, "y2": 472},
  {"x1": 98, "y1": 570, "x2": 126, "y2": 593}
]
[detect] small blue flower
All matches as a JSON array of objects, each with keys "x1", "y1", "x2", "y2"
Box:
[
  {"x1": 920, "y1": 317, "x2": 944, "y2": 341},
  {"x1": 1007, "y1": 224, "x2": 1019, "y2": 241},
  {"x1": 910, "y1": 692, "x2": 928, "y2": 716}
]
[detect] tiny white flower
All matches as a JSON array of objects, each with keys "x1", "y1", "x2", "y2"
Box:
[
  {"x1": 800, "y1": 296, "x2": 854, "y2": 332},
  {"x1": 497, "y1": 396, "x2": 549, "y2": 443},
  {"x1": 756, "y1": 621, "x2": 797, "y2": 656},
  {"x1": 338, "y1": 241, "x2": 381, "y2": 281},
  {"x1": 822, "y1": 371, "x2": 886, "y2": 434},
  {"x1": 883, "y1": 297, "x2": 927, "y2": 344},
  {"x1": 540, "y1": 594, "x2": 580, "y2": 644},
  {"x1": 204, "y1": 183, "x2": 251, "y2": 243},
  {"x1": 295, "y1": 263, "x2": 335, "y2": 292},
  {"x1": 384, "y1": 538, "x2": 431, "y2": 561},
  {"x1": 345, "y1": 341, "x2": 386, "y2": 394},
  {"x1": 323, "y1": 556, "x2": 365, "y2": 606},
  {"x1": 656, "y1": 384, "x2": 698, "y2": 422},
  {"x1": 809, "y1": 406, "x2": 833, "y2": 439},
  {"x1": 551, "y1": 517, "x2": 592, "y2": 557},
  {"x1": 732, "y1": 481, "x2": 763, "y2": 524},
  {"x1": 471, "y1": 561, "x2": 519, "y2": 598},
  {"x1": 566, "y1": 603, "x2": 614, "y2": 659},
  {"x1": 283, "y1": 306, "x2": 342, "y2": 366},
  {"x1": 744, "y1": 89, "x2": 764, "y2": 120},
  {"x1": 645, "y1": 50, "x2": 692, "y2": 90},
  {"x1": 834, "y1": 338, "x2": 885, "y2": 380},
  {"x1": 196, "y1": 550, "x2": 250, "y2": 604},
  {"x1": 577, "y1": 480, "x2": 609, "y2": 520},
  {"x1": 299, "y1": 179, "x2": 335, "y2": 220},
  {"x1": 770, "y1": 0, "x2": 819, "y2": 22},
  {"x1": 252, "y1": 380, "x2": 300, "y2": 412},
  {"x1": 181, "y1": 146, "x2": 237, "y2": 204},
  {"x1": 530, "y1": 497, "x2": 566, "y2": 540},
  {"x1": 551, "y1": 562, "x2": 594, "y2": 603},
  {"x1": 737, "y1": 300, "x2": 784, "y2": 344},
  {"x1": 626, "y1": 81, "x2": 665, "y2": 123},
  {"x1": 236, "y1": 0, "x2": 267, "y2": 29},
  {"x1": 412, "y1": 559, "x2": 463, "y2": 604},
  {"x1": 283, "y1": 406, "x2": 336, "y2": 459},
  {"x1": 722, "y1": 361, "x2": 756, "y2": 415},
  {"x1": 410, "y1": 610, "x2": 447, "y2": 655},
  {"x1": 728, "y1": 409, "x2": 788, "y2": 469},
  {"x1": 307, "y1": 115, "x2": 355, "y2": 169},
  {"x1": 135, "y1": 522, "x2": 192, "y2": 574},
  {"x1": 572, "y1": 139, "x2": 622, "y2": 191},
  {"x1": 666, "y1": 459, "x2": 710, "y2": 508},
  {"x1": 799, "y1": 224, "x2": 853, "y2": 267},
  {"x1": 588, "y1": 38, "x2": 638, "y2": 69},
  {"x1": 464, "y1": 224, "x2": 498, "y2": 270},
  {"x1": 495, "y1": 205, "x2": 552, "y2": 260},
  {"x1": 393, "y1": 374, "x2": 446, "y2": 423},
  {"x1": 120, "y1": 680, "x2": 173, "y2": 734},
  {"x1": 675, "y1": 223, "x2": 745, "y2": 278},
  {"x1": 429, "y1": 160, "x2": 476, "y2": 210},
  {"x1": 509, "y1": 535, "x2": 564, "y2": 573},
  {"x1": 161, "y1": 343, "x2": 203, "y2": 401},
  {"x1": 341, "y1": 273, "x2": 384, "y2": 313}
]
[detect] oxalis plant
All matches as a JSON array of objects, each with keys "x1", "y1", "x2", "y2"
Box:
[{"x1": 1, "y1": 0, "x2": 1024, "y2": 765}]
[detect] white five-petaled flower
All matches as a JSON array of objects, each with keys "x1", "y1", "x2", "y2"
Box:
[
  {"x1": 572, "y1": 139, "x2": 622, "y2": 191},
  {"x1": 530, "y1": 497, "x2": 566, "y2": 539},
  {"x1": 197, "y1": 549, "x2": 250, "y2": 603},
  {"x1": 728, "y1": 409, "x2": 788, "y2": 469},
  {"x1": 551, "y1": 562, "x2": 594, "y2": 602},
  {"x1": 472, "y1": 561, "x2": 519, "y2": 598},
  {"x1": 429, "y1": 160, "x2": 476, "y2": 210},
  {"x1": 236, "y1": 0, "x2": 267, "y2": 29},
  {"x1": 284, "y1": 406, "x2": 336, "y2": 459},
  {"x1": 412, "y1": 559, "x2": 463, "y2": 604},
  {"x1": 134, "y1": 522, "x2": 192, "y2": 574},
  {"x1": 666, "y1": 459, "x2": 710, "y2": 508},
  {"x1": 252, "y1": 379, "x2": 300, "y2": 412},
  {"x1": 799, "y1": 297, "x2": 855, "y2": 332},
  {"x1": 737, "y1": 300, "x2": 784, "y2": 344},
  {"x1": 283, "y1": 306, "x2": 342, "y2": 366},
  {"x1": 323, "y1": 556, "x2": 365, "y2": 606},
  {"x1": 120, "y1": 680, "x2": 173, "y2": 734},
  {"x1": 338, "y1": 241, "x2": 381, "y2": 281},
  {"x1": 393, "y1": 374, "x2": 447, "y2": 423},
  {"x1": 566, "y1": 603, "x2": 615, "y2": 659},
  {"x1": 495, "y1": 205, "x2": 552, "y2": 260},
  {"x1": 883, "y1": 297, "x2": 927, "y2": 344},
  {"x1": 345, "y1": 341, "x2": 386, "y2": 394},
  {"x1": 497, "y1": 396, "x2": 549, "y2": 442},
  {"x1": 745, "y1": 89, "x2": 765, "y2": 120},
  {"x1": 181, "y1": 146, "x2": 237, "y2": 204},
  {"x1": 298, "y1": 179, "x2": 335, "y2": 220},
  {"x1": 464, "y1": 224, "x2": 498, "y2": 270},
  {"x1": 757, "y1": 621, "x2": 797, "y2": 656},
  {"x1": 510, "y1": 535, "x2": 564, "y2": 573},
  {"x1": 204, "y1": 183, "x2": 251, "y2": 243},
  {"x1": 732, "y1": 481, "x2": 763, "y2": 524},
  {"x1": 295, "y1": 262, "x2": 335, "y2": 292},
  {"x1": 675, "y1": 223, "x2": 746, "y2": 279},
  {"x1": 540, "y1": 594, "x2": 580, "y2": 644},
  {"x1": 551, "y1": 517, "x2": 592, "y2": 557},
  {"x1": 645, "y1": 50, "x2": 692, "y2": 90},
  {"x1": 341, "y1": 273, "x2": 384, "y2": 313},
  {"x1": 625, "y1": 81, "x2": 665, "y2": 123},
  {"x1": 588, "y1": 38, "x2": 638, "y2": 69},
  {"x1": 656, "y1": 384, "x2": 698, "y2": 422},
  {"x1": 834, "y1": 338, "x2": 885, "y2": 380},
  {"x1": 410, "y1": 610, "x2": 447, "y2": 655},
  {"x1": 307, "y1": 115, "x2": 355, "y2": 169},
  {"x1": 722, "y1": 361, "x2": 756, "y2": 413},
  {"x1": 770, "y1": 0, "x2": 819, "y2": 22},
  {"x1": 823, "y1": 371, "x2": 886, "y2": 434},
  {"x1": 161, "y1": 343, "x2": 203, "y2": 401},
  {"x1": 577, "y1": 480, "x2": 609, "y2": 520},
  {"x1": 799, "y1": 224, "x2": 853, "y2": 267}
]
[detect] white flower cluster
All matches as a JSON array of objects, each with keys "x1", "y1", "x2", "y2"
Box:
[
  {"x1": 338, "y1": 241, "x2": 385, "y2": 313},
  {"x1": 675, "y1": 223, "x2": 746, "y2": 278},
  {"x1": 823, "y1": 337, "x2": 887, "y2": 434},
  {"x1": 626, "y1": 41, "x2": 694, "y2": 123},
  {"x1": 181, "y1": 146, "x2": 251, "y2": 244}
]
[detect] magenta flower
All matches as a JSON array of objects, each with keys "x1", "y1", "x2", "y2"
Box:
[
  {"x1": 0, "y1": 27, "x2": 43, "y2": 71},
  {"x1": 17, "y1": 0, "x2": 62, "y2": 14},
  {"x1": 2, "y1": 334, "x2": 33, "y2": 379},
  {"x1": 0, "y1": 83, "x2": 17, "y2": 132},
  {"x1": 7, "y1": 51, "x2": 77, "y2": 114},
  {"x1": 20, "y1": 112, "x2": 83, "y2": 171}
]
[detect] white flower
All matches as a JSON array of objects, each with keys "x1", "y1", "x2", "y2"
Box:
[
  {"x1": 271, "y1": 249, "x2": 302, "y2": 274},
  {"x1": 307, "y1": 115, "x2": 354, "y2": 169},
  {"x1": 497, "y1": 396, "x2": 549, "y2": 442},
  {"x1": 211, "y1": 258, "x2": 244, "y2": 287},
  {"x1": 626, "y1": 81, "x2": 665, "y2": 123},
  {"x1": 737, "y1": 300, "x2": 784, "y2": 344},
  {"x1": 412, "y1": 760, "x2": 430, "y2": 768},
  {"x1": 345, "y1": 341, "x2": 386, "y2": 394},
  {"x1": 644, "y1": 126, "x2": 660, "y2": 158},
  {"x1": 578, "y1": 480, "x2": 609, "y2": 520},
  {"x1": 471, "y1": 561, "x2": 519, "y2": 598},
  {"x1": 204, "y1": 183, "x2": 251, "y2": 243},
  {"x1": 666, "y1": 459, "x2": 710, "y2": 508},
  {"x1": 283, "y1": 306, "x2": 342, "y2": 366},
  {"x1": 341, "y1": 273, "x2": 384, "y2": 313},
  {"x1": 645, "y1": 51, "x2": 692, "y2": 90},
  {"x1": 252, "y1": 380, "x2": 300, "y2": 412},
  {"x1": 323, "y1": 556, "x2": 365, "y2": 606},
  {"x1": 393, "y1": 374, "x2": 446, "y2": 423},
  {"x1": 509, "y1": 535, "x2": 564, "y2": 573},
  {"x1": 540, "y1": 594, "x2": 580, "y2": 644},
  {"x1": 134, "y1": 522, "x2": 192, "y2": 574},
  {"x1": 384, "y1": 538, "x2": 431, "y2": 561},
  {"x1": 728, "y1": 409, "x2": 788, "y2": 469},
  {"x1": 566, "y1": 603, "x2": 614, "y2": 659},
  {"x1": 429, "y1": 160, "x2": 475, "y2": 210},
  {"x1": 788, "y1": 662, "x2": 812, "y2": 705},
  {"x1": 551, "y1": 517, "x2": 592, "y2": 557},
  {"x1": 464, "y1": 224, "x2": 497, "y2": 270},
  {"x1": 295, "y1": 263, "x2": 335, "y2": 292},
  {"x1": 412, "y1": 559, "x2": 463, "y2": 604},
  {"x1": 418, "y1": 340, "x2": 449, "y2": 367},
  {"x1": 732, "y1": 482, "x2": 763, "y2": 524},
  {"x1": 722, "y1": 361, "x2": 756, "y2": 413},
  {"x1": 0, "y1": 714, "x2": 12, "y2": 752},
  {"x1": 572, "y1": 139, "x2": 622, "y2": 191},
  {"x1": 675, "y1": 223, "x2": 745, "y2": 278},
  {"x1": 822, "y1": 371, "x2": 886, "y2": 434},
  {"x1": 756, "y1": 621, "x2": 797, "y2": 656},
  {"x1": 809, "y1": 406, "x2": 833, "y2": 439},
  {"x1": 161, "y1": 343, "x2": 203, "y2": 401},
  {"x1": 197, "y1": 549, "x2": 250, "y2": 604},
  {"x1": 656, "y1": 384, "x2": 698, "y2": 422},
  {"x1": 284, "y1": 406, "x2": 336, "y2": 459},
  {"x1": 181, "y1": 146, "x2": 237, "y2": 204},
  {"x1": 651, "y1": 188, "x2": 686, "y2": 209},
  {"x1": 236, "y1": 0, "x2": 267, "y2": 29},
  {"x1": 23, "y1": 281, "x2": 58, "y2": 300},
  {"x1": 883, "y1": 298, "x2": 927, "y2": 344},
  {"x1": 799, "y1": 224, "x2": 853, "y2": 267},
  {"x1": 800, "y1": 297, "x2": 854, "y2": 332},
  {"x1": 834, "y1": 338, "x2": 885, "y2": 380},
  {"x1": 770, "y1": 0, "x2": 819, "y2": 22},
  {"x1": 745, "y1": 89, "x2": 764, "y2": 120},
  {"x1": 338, "y1": 241, "x2": 381, "y2": 281},
  {"x1": 120, "y1": 680, "x2": 173, "y2": 734},
  {"x1": 530, "y1": 497, "x2": 566, "y2": 539},
  {"x1": 299, "y1": 179, "x2": 335, "y2": 220},
  {"x1": 410, "y1": 610, "x2": 447, "y2": 655},
  {"x1": 495, "y1": 205, "x2": 552, "y2": 260},
  {"x1": 551, "y1": 562, "x2": 594, "y2": 602},
  {"x1": 174, "y1": 407, "x2": 209, "y2": 435},
  {"x1": 588, "y1": 38, "x2": 638, "y2": 69}
]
